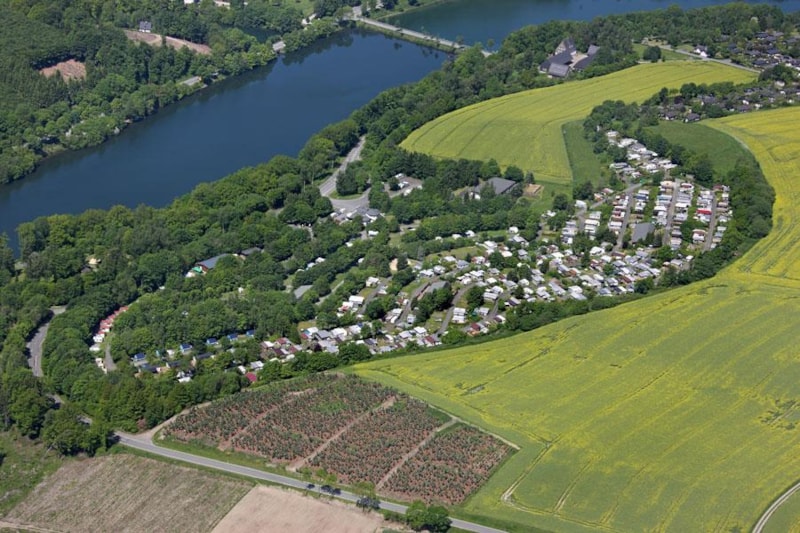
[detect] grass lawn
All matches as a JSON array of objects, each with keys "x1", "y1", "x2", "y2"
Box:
[
  {"x1": 562, "y1": 120, "x2": 609, "y2": 189},
  {"x1": 648, "y1": 120, "x2": 757, "y2": 177},
  {"x1": 358, "y1": 106, "x2": 800, "y2": 532},
  {"x1": 632, "y1": 43, "x2": 694, "y2": 61},
  {"x1": 401, "y1": 62, "x2": 755, "y2": 188}
]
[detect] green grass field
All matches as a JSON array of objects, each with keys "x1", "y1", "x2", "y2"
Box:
[
  {"x1": 401, "y1": 62, "x2": 755, "y2": 193},
  {"x1": 359, "y1": 106, "x2": 800, "y2": 532},
  {"x1": 0, "y1": 432, "x2": 62, "y2": 516},
  {"x1": 764, "y1": 488, "x2": 800, "y2": 533},
  {"x1": 648, "y1": 120, "x2": 757, "y2": 177},
  {"x1": 562, "y1": 120, "x2": 609, "y2": 189},
  {"x1": 632, "y1": 43, "x2": 694, "y2": 62}
]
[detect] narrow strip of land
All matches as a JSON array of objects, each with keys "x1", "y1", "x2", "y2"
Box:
[
  {"x1": 117, "y1": 433, "x2": 507, "y2": 533},
  {"x1": 348, "y1": 12, "x2": 492, "y2": 58}
]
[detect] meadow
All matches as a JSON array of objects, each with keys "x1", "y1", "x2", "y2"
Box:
[
  {"x1": 359, "y1": 106, "x2": 800, "y2": 532},
  {"x1": 647, "y1": 120, "x2": 757, "y2": 177},
  {"x1": 401, "y1": 62, "x2": 755, "y2": 191}
]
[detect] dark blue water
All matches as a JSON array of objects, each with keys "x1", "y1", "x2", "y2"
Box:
[
  {"x1": 0, "y1": 31, "x2": 447, "y2": 249},
  {"x1": 4, "y1": 0, "x2": 800, "y2": 250},
  {"x1": 392, "y1": 0, "x2": 800, "y2": 47}
]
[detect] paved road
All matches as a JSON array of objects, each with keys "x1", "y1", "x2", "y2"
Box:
[
  {"x1": 117, "y1": 434, "x2": 507, "y2": 533},
  {"x1": 26, "y1": 306, "x2": 66, "y2": 377},
  {"x1": 753, "y1": 479, "x2": 800, "y2": 533},
  {"x1": 318, "y1": 136, "x2": 370, "y2": 211},
  {"x1": 349, "y1": 14, "x2": 493, "y2": 57},
  {"x1": 104, "y1": 342, "x2": 118, "y2": 372},
  {"x1": 438, "y1": 284, "x2": 473, "y2": 336},
  {"x1": 614, "y1": 190, "x2": 635, "y2": 251},
  {"x1": 651, "y1": 43, "x2": 759, "y2": 73},
  {"x1": 704, "y1": 194, "x2": 718, "y2": 252},
  {"x1": 663, "y1": 177, "x2": 682, "y2": 246}
]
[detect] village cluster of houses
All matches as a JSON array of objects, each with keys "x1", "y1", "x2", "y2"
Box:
[
  {"x1": 658, "y1": 81, "x2": 800, "y2": 123},
  {"x1": 721, "y1": 30, "x2": 800, "y2": 71},
  {"x1": 129, "y1": 330, "x2": 259, "y2": 382},
  {"x1": 599, "y1": 130, "x2": 731, "y2": 251}
]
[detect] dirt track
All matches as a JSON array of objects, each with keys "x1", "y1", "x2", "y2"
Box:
[{"x1": 124, "y1": 30, "x2": 212, "y2": 55}]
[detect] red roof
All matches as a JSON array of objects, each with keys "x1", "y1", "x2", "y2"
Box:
[{"x1": 245, "y1": 372, "x2": 257, "y2": 383}]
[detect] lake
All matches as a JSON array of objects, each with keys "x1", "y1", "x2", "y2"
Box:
[
  {"x1": 391, "y1": 0, "x2": 800, "y2": 47},
  {"x1": 0, "y1": 31, "x2": 448, "y2": 249},
  {"x1": 3, "y1": 0, "x2": 799, "y2": 250}
]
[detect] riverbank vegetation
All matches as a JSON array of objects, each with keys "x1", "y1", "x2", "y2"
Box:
[{"x1": 0, "y1": 0, "x2": 343, "y2": 185}]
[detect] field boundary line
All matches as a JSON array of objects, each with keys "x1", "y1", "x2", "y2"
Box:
[
  {"x1": 0, "y1": 520, "x2": 62, "y2": 533},
  {"x1": 376, "y1": 418, "x2": 457, "y2": 490},
  {"x1": 223, "y1": 388, "x2": 317, "y2": 451},
  {"x1": 288, "y1": 395, "x2": 397, "y2": 472}
]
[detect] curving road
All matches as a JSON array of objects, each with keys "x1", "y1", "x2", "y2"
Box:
[
  {"x1": 26, "y1": 306, "x2": 66, "y2": 377},
  {"x1": 752, "y1": 479, "x2": 800, "y2": 533},
  {"x1": 117, "y1": 434, "x2": 507, "y2": 533}
]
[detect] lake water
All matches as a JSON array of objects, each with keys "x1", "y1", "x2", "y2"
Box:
[
  {"x1": 4, "y1": 0, "x2": 800, "y2": 250},
  {"x1": 0, "y1": 31, "x2": 447, "y2": 249},
  {"x1": 392, "y1": 0, "x2": 800, "y2": 47}
]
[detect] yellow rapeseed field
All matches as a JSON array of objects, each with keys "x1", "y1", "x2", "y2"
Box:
[
  {"x1": 358, "y1": 107, "x2": 800, "y2": 532},
  {"x1": 401, "y1": 62, "x2": 755, "y2": 187}
]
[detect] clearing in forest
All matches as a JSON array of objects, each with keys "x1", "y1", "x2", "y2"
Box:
[
  {"x1": 401, "y1": 62, "x2": 754, "y2": 188},
  {"x1": 39, "y1": 59, "x2": 86, "y2": 81},
  {"x1": 359, "y1": 106, "x2": 800, "y2": 531},
  {"x1": 124, "y1": 29, "x2": 212, "y2": 55}
]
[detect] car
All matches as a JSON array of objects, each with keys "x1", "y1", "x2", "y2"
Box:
[{"x1": 306, "y1": 483, "x2": 315, "y2": 490}]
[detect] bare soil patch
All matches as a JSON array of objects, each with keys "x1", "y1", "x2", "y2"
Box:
[
  {"x1": 213, "y1": 486, "x2": 386, "y2": 533},
  {"x1": 523, "y1": 183, "x2": 544, "y2": 198},
  {"x1": 124, "y1": 30, "x2": 212, "y2": 55},
  {"x1": 39, "y1": 60, "x2": 86, "y2": 81},
  {"x1": 5, "y1": 454, "x2": 249, "y2": 533}
]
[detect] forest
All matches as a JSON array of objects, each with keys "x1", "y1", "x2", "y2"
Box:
[
  {"x1": 0, "y1": 0, "x2": 342, "y2": 184},
  {"x1": 0, "y1": 2, "x2": 786, "y2": 446}
]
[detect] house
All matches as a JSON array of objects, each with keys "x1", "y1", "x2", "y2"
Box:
[
  {"x1": 485, "y1": 177, "x2": 519, "y2": 196},
  {"x1": 539, "y1": 38, "x2": 600, "y2": 78},
  {"x1": 188, "y1": 254, "x2": 230, "y2": 276},
  {"x1": 138, "y1": 21, "x2": 153, "y2": 33},
  {"x1": 179, "y1": 343, "x2": 193, "y2": 354}
]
